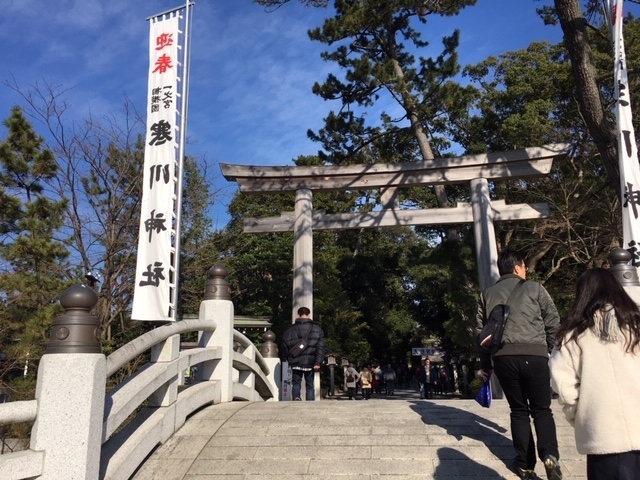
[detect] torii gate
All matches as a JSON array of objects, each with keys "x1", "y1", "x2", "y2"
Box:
[{"x1": 221, "y1": 144, "x2": 570, "y2": 321}]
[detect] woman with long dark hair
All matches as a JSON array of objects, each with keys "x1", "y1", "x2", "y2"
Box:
[{"x1": 550, "y1": 267, "x2": 640, "y2": 479}]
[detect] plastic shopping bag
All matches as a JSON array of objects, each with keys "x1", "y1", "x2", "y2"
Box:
[{"x1": 475, "y1": 375, "x2": 492, "y2": 408}]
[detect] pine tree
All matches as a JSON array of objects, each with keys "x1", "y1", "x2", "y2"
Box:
[
  {"x1": 0, "y1": 106, "x2": 70, "y2": 401},
  {"x1": 308, "y1": 0, "x2": 477, "y2": 242}
]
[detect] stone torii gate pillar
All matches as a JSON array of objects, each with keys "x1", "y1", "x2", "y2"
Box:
[
  {"x1": 471, "y1": 178, "x2": 500, "y2": 291},
  {"x1": 293, "y1": 188, "x2": 313, "y2": 322},
  {"x1": 220, "y1": 143, "x2": 570, "y2": 318}
]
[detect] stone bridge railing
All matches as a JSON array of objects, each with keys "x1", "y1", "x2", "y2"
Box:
[{"x1": 0, "y1": 265, "x2": 280, "y2": 480}]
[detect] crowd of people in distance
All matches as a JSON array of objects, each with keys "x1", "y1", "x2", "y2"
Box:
[{"x1": 342, "y1": 360, "x2": 453, "y2": 400}]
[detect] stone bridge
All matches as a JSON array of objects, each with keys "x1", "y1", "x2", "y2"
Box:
[
  {"x1": 132, "y1": 390, "x2": 584, "y2": 479},
  {"x1": 3, "y1": 256, "x2": 621, "y2": 479}
]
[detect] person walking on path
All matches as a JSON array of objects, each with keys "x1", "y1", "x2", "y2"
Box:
[
  {"x1": 382, "y1": 364, "x2": 396, "y2": 395},
  {"x1": 440, "y1": 367, "x2": 449, "y2": 394},
  {"x1": 373, "y1": 364, "x2": 383, "y2": 395},
  {"x1": 429, "y1": 361, "x2": 440, "y2": 396},
  {"x1": 359, "y1": 365, "x2": 372, "y2": 400},
  {"x1": 368, "y1": 364, "x2": 377, "y2": 397},
  {"x1": 345, "y1": 363, "x2": 360, "y2": 400},
  {"x1": 550, "y1": 268, "x2": 640, "y2": 480},
  {"x1": 476, "y1": 249, "x2": 562, "y2": 480},
  {"x1": 417, "y1": 358, "x2": 433, "y2": 399},
  {"x1": 281, "y1": 307, "x2": 325, "y2": 401}
]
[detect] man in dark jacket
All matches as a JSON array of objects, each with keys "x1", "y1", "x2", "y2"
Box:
[
  {"x1": 476, "y1": 249, "x2": 562, "y2": 480},
  {"x1": 281, "y1": 307, "x2": 325, "y2": 401}
]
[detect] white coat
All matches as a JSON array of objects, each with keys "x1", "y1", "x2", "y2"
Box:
[{"x1": 549, "y1": 310, "x2": 640, "y2": 455}]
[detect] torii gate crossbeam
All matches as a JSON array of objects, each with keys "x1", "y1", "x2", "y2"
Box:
[{"x1": 220, "y1": 144, "x2": 570, "y2": 320}]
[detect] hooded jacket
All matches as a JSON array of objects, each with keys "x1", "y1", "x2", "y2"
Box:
[
  {"x1": 476, "y1": 274, "x2": 560, "y2": 369},
  {"x1": 281, "y1": 317, "x2": 325, "y2": 368}
]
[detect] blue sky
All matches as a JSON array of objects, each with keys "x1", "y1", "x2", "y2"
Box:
[{"x1": 1, "y1": 0, "x2": 638, "y2": 229}]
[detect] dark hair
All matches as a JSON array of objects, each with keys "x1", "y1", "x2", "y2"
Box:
[
  {"x1": 557, "y1": 267, "x2": 640, "y2": 352},
  {"x1": 297, "y1": 306, "x2": 311, "y2": 316},
  {"x1": 497, "y1": 249, "x2": 526, "y2": 276}
]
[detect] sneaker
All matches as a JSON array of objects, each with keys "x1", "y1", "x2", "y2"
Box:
[
  {"x1": 543, "y1": 455, "x2": 562, "y2": 480},
  {"x1": 293, "y1": 397, "x2": 302, "y2": 401}
]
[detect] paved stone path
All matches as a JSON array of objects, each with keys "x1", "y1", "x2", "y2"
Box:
[{"x1": 132, "y1": 389, "x2": 584, "y2": 479}]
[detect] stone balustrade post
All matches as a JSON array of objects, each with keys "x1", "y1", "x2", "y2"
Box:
[
  {"x1": 199, "y1": 265, "x2": 235, "y2": 402},
  {"x1": 30, "y1": 284, "x2": 106, "y2": 480},
  {"x1": 260, "y1": 330, "x2": 281, "y2": 401},
  {"x1": 148, "y1": 334, "x2": 180, "y2": 408},
  {"x1": 238, "y1": 344, "x2": 257, "y2": 391}
]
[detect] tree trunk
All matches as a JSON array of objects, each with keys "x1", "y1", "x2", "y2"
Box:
[
  {"x1": 391, "y1": 57, "x2": 457, "y2": 241},
  {"x1": 554, "y1": 0, "x2": 620, "y2": 196}
]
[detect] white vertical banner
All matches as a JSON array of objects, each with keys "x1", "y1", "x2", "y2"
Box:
[
  {"x1": 612, "y1": 0, "x2": 640, "y2": 265},
  {"x1": 132, "y1": 12, "x2": 181, "y2": 321}
]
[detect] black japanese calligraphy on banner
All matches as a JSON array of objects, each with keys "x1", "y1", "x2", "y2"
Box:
[
  {"x1": 162, "y1": 86, "x2": 173, "y2": 108},
  {"x1": 627, "y1": 240, "x2": 639, "y2": 266},
  {"x1": 612, "y1": 0, "x2": 640, "y2": 267},
  {"x1": 133, "y1": 11, "x2": 181, "y2": 321},
  {"x1": 139, "y1": 261, "x2": 166, "y2": 288},
  {"x1": 149, "y1": 120, "x2": 173, "y2": 146},
  {"x1": 149, "y1": 164, "x2": 171, "y2": 189},
  {"x1": 144, "y1": 209, "x2": 168, "y2": 243},
  {"x1": 150, "y1": 86, "x2": 174, "y2": 113}
]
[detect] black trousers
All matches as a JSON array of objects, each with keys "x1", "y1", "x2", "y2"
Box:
[
  {"x1": 493, "y1": 355, "x2": 559, "y2": 469},
  {"x1": 425, "y1": 382, "x2": 433, "y2": 399},
  {"x1": 587, "y1": 451, "x2": 640, "y2": 480}
]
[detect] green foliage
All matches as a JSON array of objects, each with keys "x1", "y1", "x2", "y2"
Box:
[
  {"x1": 0, "y1": 106, "x2": 70, "y2": 403},
  {"x1": 335, "y1": 227, "x2": 419, "y2": 361},
  {"x1": 461, "y1": 41, "x2": 577, "y2": 151},
  {"x1": 77, "y1": 136, "x2": 145, "y2": 342},
  {"x1": 308, "y1": 0, "x2": 477, "y2": 220},
  {"x1": 218, "y1": 190, "x2": 296, "y2": 339},
  {"x1": 2, "y1": 3, "x2": 637, "y2": 425},
  {"x1": 177, "y1": 156, "x2": 219, "y2": 315},
  {"x1": 312, "y1": 230, "x2": 367, "y2": 360},
  {"x1": 407, "y1": 237, "x2": 478, "y2": 353},
  {"x1": 255, "y1": 0, "x2": 329, "y2": 9},
  {"x1": 458, "y1": 19, "x2": 634, "y2": 294},
  {"x1": 307, "y1": 0, "x2": 473, "y2": 144}
]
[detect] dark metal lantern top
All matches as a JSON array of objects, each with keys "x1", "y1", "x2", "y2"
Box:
[
  {"x1": 608, "y1": 248, "x2": 640, "y2": 287},
  {"x1": 259, "y1": 330, "x2": 278, "y2": 358},
  {"x1": 46, "y1": 284, "x2": 102, "y2": 354},
  {"x1": 204, "y1": 264, "x2": 231, "y2": 300}
]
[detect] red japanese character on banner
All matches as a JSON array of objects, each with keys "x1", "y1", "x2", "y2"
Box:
[
  {"x1": 155, "y1": 33, "x2": 173, "y2": 50},
  {"x1": 152, "y1": 54, "x2": 173, "y2": 74}
]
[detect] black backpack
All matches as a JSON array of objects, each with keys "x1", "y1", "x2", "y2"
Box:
[{"x1": 478, "y1": 280, "x2": 524, "y2": 354}]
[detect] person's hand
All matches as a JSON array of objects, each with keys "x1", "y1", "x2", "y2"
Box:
[
  {"x1": 313, "y1": 364, "x2": 321, "y2": 371},
  {"x1": 479, "y1": 369, "x2": 492, "y2": 381}
]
